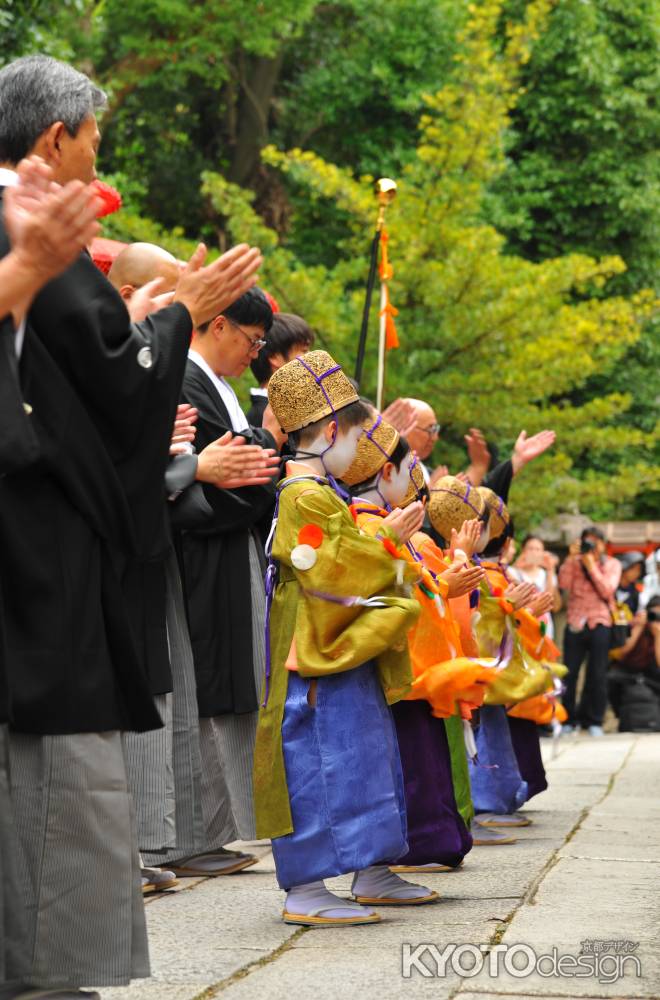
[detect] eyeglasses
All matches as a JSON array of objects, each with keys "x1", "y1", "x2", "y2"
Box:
[
  {"x1": 226, "y1": 318, "x2": 266, "y2": 352},
  {"x1": 416, "y1": 423, "x2": 441, "y2": 436}
]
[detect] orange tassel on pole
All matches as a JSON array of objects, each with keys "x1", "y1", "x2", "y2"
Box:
[{"x1": 378, "y1": 229, "x2": 399, "y2": 350}]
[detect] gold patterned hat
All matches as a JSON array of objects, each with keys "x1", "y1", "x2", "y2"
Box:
[
  {"x1": 477, "y1": 487, "x2": 510, "y2": 540},
  {"x1": 428, "y1": 476, "x2": 485, "y2": 537},
  {"x1": 342, "y1": 413, "x2": 400, "y2": 486},
  {"x1": 267, "y1": 350, "x2": 359, "y2": 433}
]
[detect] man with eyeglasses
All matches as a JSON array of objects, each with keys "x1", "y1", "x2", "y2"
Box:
[
  {"x1": 387, "y1": 397, "x2": 556, "y2": 504},
  {"x1": 394, "y1": 399, "x2": 441, "y2": 480},
  {"x1": 177, "y1": 288, "x2": 286, "y2": 878}
]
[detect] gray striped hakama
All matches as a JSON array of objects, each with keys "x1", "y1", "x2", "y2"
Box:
[
  {"x1": 0, "y1": 724, "x2": 29, "y2": 990},
  {"x1": 143, "y1": 547, "x2": 205, "y2": 866},
  {"x1": 8, "y1": 730, "x2": 149, "y2": 989},
  {"x1": 195, "y1": 533, "x2": 266, "y2": 850},
  {"x1": 123, "y1": 693, "x2": 176, "y2": 853}
]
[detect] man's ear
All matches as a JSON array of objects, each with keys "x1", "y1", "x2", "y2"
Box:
[
  {"x1": 35, "y1": 121, "x2": 67, "y2": 167},
  {"x1": 119, "y1": 284, "x2": 135, "y2": 302},
  {"x1": 211, "y1": 315, "x2": 225, "y2": 339},
  {"x1": 269, "y1": 352, "x2": 286, "y2": 373}
]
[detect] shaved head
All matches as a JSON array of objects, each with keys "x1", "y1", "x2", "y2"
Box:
[
  {"x1": 403, "y1": 397, "x2": 439, "y2": 460},
  {"x1": 108, "y1": 241, "x2": 181, "y2": 298}
]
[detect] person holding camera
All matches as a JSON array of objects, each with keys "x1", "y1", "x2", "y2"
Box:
[
  {"x1": 558, "y1": 527, "x2": 621, "y2": 735},
  {"x1": 608, "y1": 597, "x2": 660, "y2": 730}
]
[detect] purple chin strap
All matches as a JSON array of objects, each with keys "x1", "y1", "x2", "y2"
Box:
[
  {"x1": 362, "y1": 413, "x2": 395, "y2": 511},
  {"x1": 262, "y1": 358, "x2": 359, "y2": 707},
  {"x1": 406, "y1": 453, "x2": 423, "y2": 503},
  {"x1": 262, "y1": 472, "x2": 329, "y2": 708}
]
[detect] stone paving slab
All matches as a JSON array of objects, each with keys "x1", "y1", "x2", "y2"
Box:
[{"x1": 102, "y1": 732, "x2": 660, "y2": 1000}]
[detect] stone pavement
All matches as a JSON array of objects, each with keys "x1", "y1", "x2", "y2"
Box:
[{"x1": 103, "y1": 731, "x2": 660, "y2": 1000}]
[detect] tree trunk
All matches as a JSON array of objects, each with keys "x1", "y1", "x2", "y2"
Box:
[{"x1": 227, "y1": 50, "x2": 284, "y2": 188}]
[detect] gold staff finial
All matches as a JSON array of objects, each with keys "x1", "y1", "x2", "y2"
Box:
[{"x1": 375, "y1": 177, "x2": 397, "y2": 230}]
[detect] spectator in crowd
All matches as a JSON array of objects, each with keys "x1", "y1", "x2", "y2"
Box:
[
  {"x1": 615, "y1": 551, "x2": 646, "y2": 616},
  {"x1": 640, "y1": 549, "x2": 660, "y2": 609},
  {"x1": 558, "y1": 527, "x2": 621, "y2": 736},
  {"x1": 608, "y1": 596, "x2": 660, "y2": 729},
  {"x1": 247, "y1": 312, "x2": 314, "y2": 426}
]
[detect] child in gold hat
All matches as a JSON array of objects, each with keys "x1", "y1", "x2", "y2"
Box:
[
  {"x1": 346, "y1": 414, "x2": 494, "y2": 873},
  {"x1": 254, "y1": 352, "x2": 438, "y2": 926}
]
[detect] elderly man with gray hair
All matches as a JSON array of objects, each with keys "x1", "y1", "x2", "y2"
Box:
[
  {"x1": 0, "y1": 156, "x2": 101, "y2": 1000},
  {"x1": 0, "y1": 55, "x2": 262, "y2": 999}
]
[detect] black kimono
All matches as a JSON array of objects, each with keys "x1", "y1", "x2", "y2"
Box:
[
  {"x1": 179, "y1": 359, "x2": 277, "y2": 716},
  {"x1": 0, "y1": 314, "x2": 39, "y2": 725},
  {"x1": 0, "y1": 315, "x2": 38, "y2": 988},
  {"x1": 0, "y1": 193, "x2": 192, "y2": 735},
  {"x1": 246, "y1": 388, "x2": 268, "y2": 427},
  {"x1": 484, "y1": 459, "x2": 514, "y2": 504}
]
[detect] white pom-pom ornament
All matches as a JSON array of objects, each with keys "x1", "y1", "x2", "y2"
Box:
[{"x1": 291, "y1": 544, "x2": 317, "y2": 571}]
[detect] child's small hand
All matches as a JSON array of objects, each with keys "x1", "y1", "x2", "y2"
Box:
[
  {"x1": 383, "y1": 501, "x2": 425, "y2": 544},
  {"x1": 441, "y1": 561, "x2": 485, "y2": 598},
  {"x1": 450, "y1": 518, "x2": 482, "y2": 559}
]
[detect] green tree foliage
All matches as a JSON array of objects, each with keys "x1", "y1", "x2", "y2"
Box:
[
  {"x1": 201, "y1": 0, "x2": 658, "y2": 528},
  {"x1": 490, "y1": 0, "x2": 659, "y2": 291},
  {"x1": 486, "y1": 0, "x2": 660, "y2": 521},
  {"x1": 1, "y1": 0, "x2": 465, "y2": 247},
  {"x1": 90, "y1": 0, "x2": 318, "y2": 233},
  {"x1": 1, "y1": 0, "x2": 657, "y2": 526},
  {"x1": 0, "y1": 0, "x2": 81, "y2": 62}
]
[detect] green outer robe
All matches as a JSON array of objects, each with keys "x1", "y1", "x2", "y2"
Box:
[
  {"x1": 444, "y1": 714, "x2": 475, "y2": 827},
  {"x1": 253, "y1": 477, "x2": 421, "y2": 840}
]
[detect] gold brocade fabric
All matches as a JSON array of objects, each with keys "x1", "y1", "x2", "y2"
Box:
[
  {"x1": 267, "y1": 350, "x2": 358, "y2": 432},
  {"x1": 253, "y1": 478, "x2": 420, "y2": 840}
]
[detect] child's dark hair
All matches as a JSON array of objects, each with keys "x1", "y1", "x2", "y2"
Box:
[
  {"x1": 482, "y1": 516, "x2": 515, "y2": 557},
  {"x1": 349, "y1": 436, "x2": 411, "y2": 496},
  {"x1": 288, "y1": 399, "x2": 371, "y2": 451},
  {"x1": 250, "y1": 312, "x2": 314, "y2": 384}
]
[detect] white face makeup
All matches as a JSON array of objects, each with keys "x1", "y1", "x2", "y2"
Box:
[
  {"x1": 380, "y1": 452, "x2": 415, "y2": 508},
  {"x1": 302, "y1": 423, "x2": 365, "y2": 478},
  {"x1": 473, "y1": 520, "x2": 491, "y2": 553}
]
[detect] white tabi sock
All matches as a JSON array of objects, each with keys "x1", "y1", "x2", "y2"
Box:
[
  {"x1": 351, "y1": 864, "x2": 433, "y2": 900},
  {"x1": 285, "y1": 880, "x2": 375, "y2": 919}
]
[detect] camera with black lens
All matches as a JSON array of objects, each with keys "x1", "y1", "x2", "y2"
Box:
[
  {"x1": 580, "y1": 539, "x2": 595, "y2": 555},
  {"x1": 648, "y1": 608, "x2": 660, "y2": 623}
]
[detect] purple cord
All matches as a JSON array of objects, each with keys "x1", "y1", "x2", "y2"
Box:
[
  {"x1": 262, "y1": 473, "x2": 327, "y2": 708},
  {"x1": 294, "y1": 357, "x2": 350, "y2": 501},
  {"x1": 430, "y1": 486, "x2": 484, "y2": 519}
]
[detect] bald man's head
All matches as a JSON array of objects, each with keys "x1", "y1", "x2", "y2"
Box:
[
  {"x1": 403, "y1": 397, "x2": 439, "y2": 460},
  {"x1": 108, "y1": 242, "x2": 181, "y2": 301}
]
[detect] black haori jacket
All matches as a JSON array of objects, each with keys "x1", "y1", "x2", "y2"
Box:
[
  {"x1": 0, "y1": 315, "x2": 39, "y2": 724},
  {"x1": 0, "y1": 189, "x2": 191, "y2": 735},
  {"x1": 178, "y1": 359, "x2": 277, "y2": 717}
]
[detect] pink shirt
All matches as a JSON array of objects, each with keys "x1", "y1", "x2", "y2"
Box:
[{"x1": 559, "y1": 555, "x2": 622, "y2": 630}]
